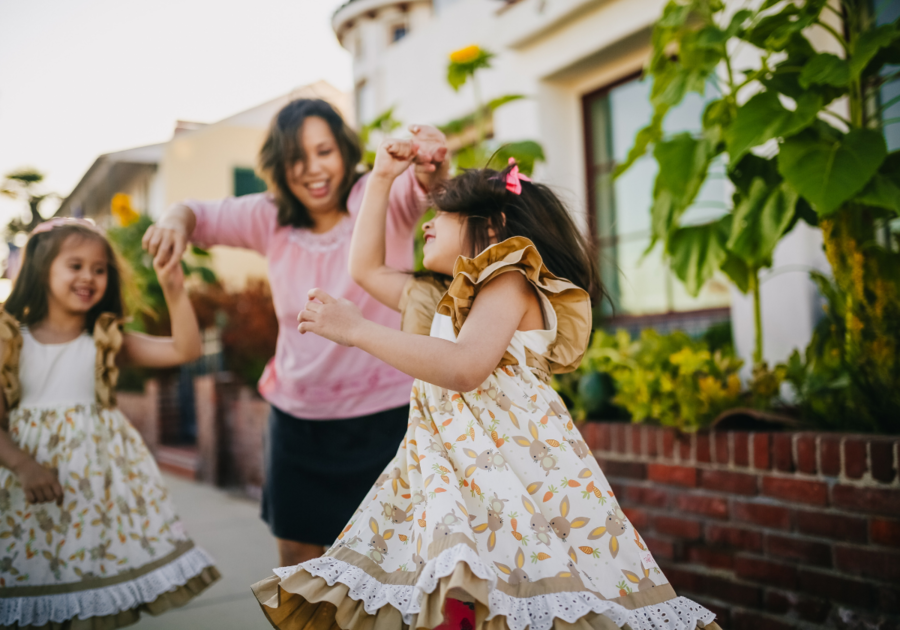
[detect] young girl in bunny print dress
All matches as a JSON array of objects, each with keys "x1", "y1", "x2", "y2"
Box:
[{"x1": 251, "y1": 143, "x2": 721, "y2": 630}]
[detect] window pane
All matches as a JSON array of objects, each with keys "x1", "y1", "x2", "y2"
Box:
[
  {"x1": 616, "y1": 240, "x2": 670, "y2": 315},
  {"x1": 234, "y1": 168, "x2": 266, "y2": 197}
]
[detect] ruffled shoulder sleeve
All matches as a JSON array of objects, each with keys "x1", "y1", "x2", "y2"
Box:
[
  {"x1": 399, "y1": 274, "x2": 451, "y2": 336},
  {"x1": 93, "y1": 313, "x2": 124, "y2": 409},
  {"x1": 436, "y1": 236, "x2": 592, "y2": 374},
  {"x1": 0, "y1": 309, "x2": 22, "y2": 412}
]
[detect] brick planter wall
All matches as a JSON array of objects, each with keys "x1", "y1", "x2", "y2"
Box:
[{"x1": 580, "y1": 423, "x2": 900, "y2": 629}]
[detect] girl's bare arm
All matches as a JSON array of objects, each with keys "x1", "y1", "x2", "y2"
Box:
[
  {"x1": 349, "y1": 140, "x2": 422, "y2": 311},
  {"x1": 0, "y1": 341, "x2": 64, "y2": 504},
  {"x1": 299, "y1": 272, "x2": 532, "y2": 391},
  {"x1": 121, "y1": 257, "x2": 202, "y2": 368}
]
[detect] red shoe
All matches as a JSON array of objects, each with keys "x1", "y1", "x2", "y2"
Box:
[{"x1": 435, "y1": 598, "x2": 475, "y2": 630}]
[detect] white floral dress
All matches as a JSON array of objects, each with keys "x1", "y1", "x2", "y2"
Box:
[
  {"x1": 252, "y1": 238, "x2": 720, "y2": 630},
  {"x1": 0, "y1": 312, "x2": 219, "y2": 630}
]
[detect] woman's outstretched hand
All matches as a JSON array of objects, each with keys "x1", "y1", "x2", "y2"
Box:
[
  {"x1": 298, "y1": 288, "x2": 367, "y2": 347},
  {"x1": 408, "y1": 124, "x2": 448, "y2": 190}
]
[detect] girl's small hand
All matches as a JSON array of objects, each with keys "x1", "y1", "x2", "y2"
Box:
[
  {"x1": 154, "y1": 254, "x2": 185, "y2": 296},
  {"x1": 14, "y1": 457, "x2": 63, "y2": 505},
  {"x1": 372, "y1": 139, "x2": 419, "y2": 181},
  {"x1": 297, "y1": 289, "x2": 365, "y2": 347},
  {"x1": 409, "y1": 124, "x2": 448, "y2": 190}
]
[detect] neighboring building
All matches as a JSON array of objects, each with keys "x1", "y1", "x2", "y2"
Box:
[
  {"x1": 59, "y1": 81, "x2": 351, "y2": 289},
  {"x1": 332, "y1": 0, "x2": 834, "y2": 373}
]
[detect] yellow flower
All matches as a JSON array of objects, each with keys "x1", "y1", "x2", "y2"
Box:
[
  {"x1": 450, "y1": 45, "x2": 481, "y2": 64},
  {"x1": 111, "y1": 193, "x2": 140, "y2": 227}
]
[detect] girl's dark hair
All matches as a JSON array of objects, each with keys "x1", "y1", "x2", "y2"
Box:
[
  {"x1": 258, "y1": 98, "x2": 363, "y2": 228},
  {"x1": 430, "y1": 164, "x2": 603, "y2": 299},
  {"x1": 5, "y1": 225, "x2": 125, "y2": 333}
]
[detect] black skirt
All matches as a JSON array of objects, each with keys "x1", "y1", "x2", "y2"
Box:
[{"x1": 261, "y1": 404, "x2": 409, "y2": 546}]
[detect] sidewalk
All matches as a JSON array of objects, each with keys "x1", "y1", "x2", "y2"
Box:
[{"x1": 138, "y1": 474, "x2": 279, "y2": 630}]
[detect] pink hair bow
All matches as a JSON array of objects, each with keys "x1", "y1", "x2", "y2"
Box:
[
  {"x1": 504, "y1": 157, "x2": 531, "y2": 195},
  {"x1": 32, "y1": 217, "x2": 100, "y2": 235}
]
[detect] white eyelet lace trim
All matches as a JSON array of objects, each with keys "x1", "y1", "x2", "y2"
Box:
[
  {"x1": 280, "y1": 544, "x2": 716, "y2": 630},
  {"x1": 0, "y1": 546, "x2": 216, "y2": 626},
  {"x1": 286, "y1": 215, "x2": 354, "y2": 253}
]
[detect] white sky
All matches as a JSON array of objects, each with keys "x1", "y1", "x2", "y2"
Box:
[{"x1": 0, "y1": 0, "x2": 353, "y2": 224}]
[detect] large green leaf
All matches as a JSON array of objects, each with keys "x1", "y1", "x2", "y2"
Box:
[
  {"x1": 649, "y1": 133, "x2": 716, "y2": 244},
  {"x1": 778, "y1": 126, "x2": 888, "y2": 216},
  {"x1": 849, "y1": 23, "x2": 898, "y2": 78},
  {"x1": 727, "y1": 178, "x2": 798, "y2": 268},
  {"x1": 799, "y1": 53, "x2": 850, "y2": 88},
  {"x1": 728, "y1": 153, "x2": 780, "y2": 197},
  {"x1": 725, "y1": 90, "x2": 821, "y2": 162},
  {"x1": 489, "y1": 141, "x2": 545, "y2": 176},
  {"x1": 743, "y1": 2, "x2": 822, "y2": 51},
  {"x1": 853, "y1": 152, "x2": 900, "y2": 215},
  {"x1": 720, "y1": 250, "x2": 752, "y2": 293},
  {"x1": 614, "y1": 106, "x2": 667, "y2": 177},
  {"x1": 667, "y1": 218, "x2": 729, "y2": 296}
]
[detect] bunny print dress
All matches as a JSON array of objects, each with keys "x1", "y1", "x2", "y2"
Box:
[
  {"x1": 0, "y1": 312, "x2": 219, "y2": 630},
  {"x1": 251, "y1": 238, "x2": 720, "y2": 630}
]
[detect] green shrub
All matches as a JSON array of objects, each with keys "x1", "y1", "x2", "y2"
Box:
[{"x1": 584, "y1": 329, "x2": 744, "y2": 432}]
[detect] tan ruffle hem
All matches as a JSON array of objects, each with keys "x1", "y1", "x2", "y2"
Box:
[{"x1": 251, "y1": 560, "x2": 722, "y2": 630}]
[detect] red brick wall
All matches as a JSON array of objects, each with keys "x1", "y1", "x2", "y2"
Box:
[
  {"x1": 218, "y1": 379, "x2": 268, "y2": 498},
  {"x1": 580, "y1": 423, "x2": 900, "y2": 629}
]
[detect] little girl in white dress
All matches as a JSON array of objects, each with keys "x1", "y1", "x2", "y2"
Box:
[{"x1": 0, "y1": 219, "x2": 218, "y2": 629}]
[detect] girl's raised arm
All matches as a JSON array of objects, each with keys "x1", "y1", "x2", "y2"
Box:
[
  {"x1": 121, "y1": 258, "x2": 202, "y2": 368},
  {"x1": 349, "y1": 139, "x2": 423, "y2": 311}
]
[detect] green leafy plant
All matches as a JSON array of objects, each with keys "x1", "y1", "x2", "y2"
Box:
[
  {"x1": 617, "y1": 0, "x2": 900, "y2": 397},
  {"x1": 107, "y1": 214, "x2": 216, "y2": 335},
  {"x1": 1, "y1": 168, "x2": 57, "y2": 237},
  {"x1": 359, "y1": 107, "x2": 403, "y2": 168},
  {"x1": 444, "y1": 45, "x2": 545, "y2": 175},
  {"x1": 583, "y1": 329, "x2": 745, "y2": 432}
]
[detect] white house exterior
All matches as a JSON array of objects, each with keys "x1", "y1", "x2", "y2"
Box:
[{"x1": 333, "y1": 0, "x2": 834, "y2": 375}]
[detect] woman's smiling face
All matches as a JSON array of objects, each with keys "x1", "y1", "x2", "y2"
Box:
[
  {"x1": 285, "y1": 116, "x2": 346, "y2": 216},
  {"x1": 421, "y1": 211, "x2": 469, "y2": 275}
]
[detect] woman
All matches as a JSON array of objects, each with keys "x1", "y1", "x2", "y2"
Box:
[{"x1": 143, "y1": 98, "x2": 447, "y2": 567}]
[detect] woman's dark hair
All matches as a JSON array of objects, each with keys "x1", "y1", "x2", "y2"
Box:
[
  {"x1": 5, "y1": 224, "x2": 126, "y2": 333},
  {"x1": 258, "y1": 98, "x2": 363, "y2": 228},
  {"x1": 430, "y1": 164, "x2": 603, "y2": 299}
]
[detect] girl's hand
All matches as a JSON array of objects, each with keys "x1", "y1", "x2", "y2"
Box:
[
  {"x1": 154, "y1": 254, "x2": 185, "y2": 296},
  {"x1": 297, "y1": 289, "x2": 366, "y2": 347},
  {"x1": 372, "y1": 139, "x2": 420, "y2": 182},
  {"x1": 143, "y1": 211, "x2": 189, "y2": 269},
  {"x1": 14, "y1": 457, "x2": 63, "y2": 505}
]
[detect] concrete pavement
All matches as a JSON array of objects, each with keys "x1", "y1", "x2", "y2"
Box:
[{"x1": 138, "y1": 475, "x2": 279, "y2": 630}]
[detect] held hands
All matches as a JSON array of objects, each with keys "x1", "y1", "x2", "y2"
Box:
[
  {"x1": 142, "y1": 211, "x2": 189, "y2": 269},
  {"x1": 14, "y1": 457, "x2": 63, "y2": 506},
  {"x1": 297, "y1": 289, "x2": 366, "y2": 347}
]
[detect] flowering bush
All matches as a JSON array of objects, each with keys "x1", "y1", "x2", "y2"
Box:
[{"x1": 583, "y1": 329, "x2": 744, "y2": 432}]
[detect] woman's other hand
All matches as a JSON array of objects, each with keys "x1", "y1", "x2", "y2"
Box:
[
  {"x1": 409, "y1": 124, "x2": 448, "y2": 190},
  {"x1": 298, "y1": 289, "x2": 367, "y2": 347},
  {"x1": 142, "y1": 203, "x2": 194, "y2": 268}
]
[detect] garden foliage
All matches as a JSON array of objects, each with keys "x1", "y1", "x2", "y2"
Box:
[{"x1": 616, "y1": 0, "x2": 900, "y2": 430}]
